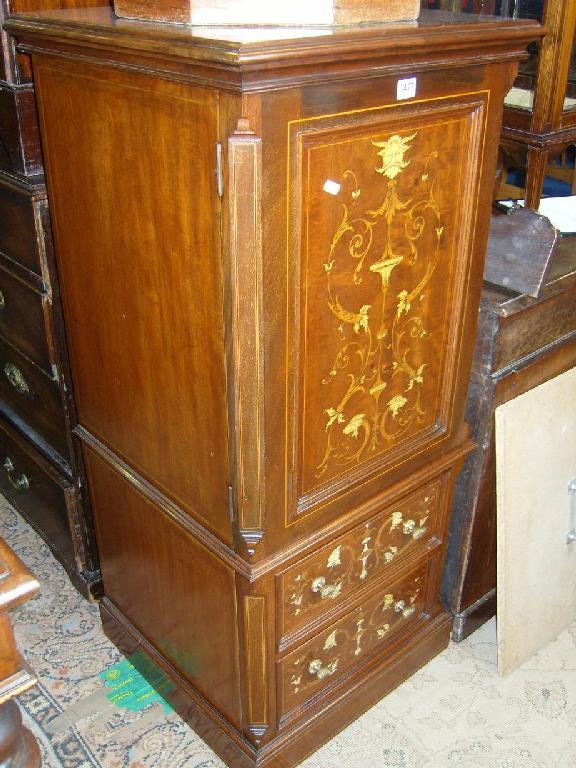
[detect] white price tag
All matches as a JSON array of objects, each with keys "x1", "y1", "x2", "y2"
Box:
[
  {"x1": 323, "y1": 180, "x2": 341, "y2": 196},
  {"x1": 397, "y1": 77, "x2": 417, "y2": 101}
]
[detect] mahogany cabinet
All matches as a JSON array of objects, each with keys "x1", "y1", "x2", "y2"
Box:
[
  {"x1": 7, "y1": 8, "x2": 540, "y2": 767},
  {"x1": 0, "y1": 0, "x2": 104, "y2": 597}
]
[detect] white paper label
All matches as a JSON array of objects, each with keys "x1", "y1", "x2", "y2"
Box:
[
  {"x1": 397, "y1": 77, "x2": 417, "y2": 101},
  {"x1": 323, "y1": 180, "x2": 341, "y2": 196}
]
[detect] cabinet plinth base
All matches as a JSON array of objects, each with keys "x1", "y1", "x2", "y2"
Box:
[{"x1": 100, "y1": 597, "x2": 451, "y2": 768}]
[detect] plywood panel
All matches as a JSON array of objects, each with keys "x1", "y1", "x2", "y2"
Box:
[{"x1": 496, "y1": 366, "x2": 576, "y2": 675}]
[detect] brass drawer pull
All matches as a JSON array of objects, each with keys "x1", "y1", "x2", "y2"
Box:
[
  {"x1": 3, "y1": 457, "x2": 30, "y2": 491},
  {"x1": 3, "y1": 363, "x2": 30, "y2": 396},
  {"x1": 394, "y1": 599, "x2": 416, "y2": 619},
  {"x1": 308, "y1": 658, "x2": 338, "y2": 681}
]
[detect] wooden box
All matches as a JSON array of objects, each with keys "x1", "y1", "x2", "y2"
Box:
[
  {"x1": 112, "y1": 0, "x2": 421, "y2": 26},
  {"x1": 7, "y1": 8, "x2": 541, "y2": 767}
]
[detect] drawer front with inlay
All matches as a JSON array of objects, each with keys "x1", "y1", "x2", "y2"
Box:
[
  {"x1": 279, "y1": 475, "x2": 446, "y2": 639},
  {"x1": 0, "y1": 337, "x2": 68, "y2": 460},
  {"x1": 0, "y1": 264, "x2": 54, "y2": 374},
  {"x1": 278, "y1": 558, "x2": 433, "y2": 719}
]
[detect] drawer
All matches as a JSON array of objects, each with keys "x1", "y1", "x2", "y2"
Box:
[
  {"x1": 0, "y1": 84, "x2": 42, "y2": 177},
  {"x1": 278, "y1": 558, "x2": 433, "y2": 719},
  {"x1": 0, "y1": 264, "x2": 55, "y2": 374},
  {"x1": 0, "y1": 337, "x2": 69, "y2": 461},
  {"x1": 0, "y1": 171, "x2": 49, "y2": 278},
  {"x1": 492, "y1": 286, "x2": 576, "y2": 375},
  {"x1": 279, "y1": 475, "x2": 446, "y2": 639},
  {"x1": 0, "y1": 417, "x2": 77, "y2": 572}
]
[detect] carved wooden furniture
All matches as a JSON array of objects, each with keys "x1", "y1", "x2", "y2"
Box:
[
  {"x1": 427, "y1": 0, "x2": 576, "y2": 206},
  {"x1": 7, "y1": 8, "x2": 541, "y2": 767},
  {"x1": 0, "y1": 0, "x2": 103, "y2": 598},
  {"x1": 498, "y1": 0, "x2": 576, "y2": 207},
  {"x1": 442, "y1": 236, "x2": 576, "y2": 642},
  {"x1": 0, "y1": 537, "x2": 41, "y2": 768}
]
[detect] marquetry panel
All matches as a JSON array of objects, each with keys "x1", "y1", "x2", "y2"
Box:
[
  {"x1": 279, "y1": 474, "x2": 446, "y2": 640},
  {"x1": 287, "y1": 94, "x2": 487, "y2": 519},
  {"x1": 278, "y1": 559, "x2": 430, "y2": 718}
]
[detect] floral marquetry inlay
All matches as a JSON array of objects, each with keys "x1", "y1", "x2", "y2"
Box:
[
  {"x1": 282, "y1": 481, "x2": 441, "y2": 636},
  {"x1": 284, "y1": 573, "x2": 423, "y2": 708},
  {"x1": 317, "y1": 132, "x2": 442, "y2": 479},
  {"x1": 298, "y1": 116, "x2": 467, "y2": 497}
]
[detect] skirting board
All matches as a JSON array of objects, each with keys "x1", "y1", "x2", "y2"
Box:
[{"x1": 100, "y1": 597, "x2": 451, "y2": 768}]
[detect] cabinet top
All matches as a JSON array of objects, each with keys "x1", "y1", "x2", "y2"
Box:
[{"x1": 6, "y1": 7, "x2": 544, "y2": 92}]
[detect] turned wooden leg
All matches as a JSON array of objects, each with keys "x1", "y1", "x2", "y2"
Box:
[{"x1": 0, "y1": 699, "x2": 41, "y2": 768}]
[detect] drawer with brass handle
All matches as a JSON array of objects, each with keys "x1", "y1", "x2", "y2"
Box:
[
  {"x1": 0, "y1": 263, "x2": 55, "y2": 375},
  {"x1": 278, "y1": 557, "x2": 436, "y2": 720},
  {"x1": 0, "y1": 336, "x2": 68, "y2": 461},
  {"x1": 0, "y1": 417, "x2": 78, "y2": 574},
  {"x1": 0, "y1": 171, "x2": 50, "y2": 278},
  {"x1": 278, "y1": 473, "x2": 448, "y2": 641}
]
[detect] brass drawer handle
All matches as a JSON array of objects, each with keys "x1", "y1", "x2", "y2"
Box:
[
  {"x1": 3, "y1": 457, "x2": 30, "y2": 491},
  {"x1": 394, "y1": 599, "x2": 416, "y2": 619},
  {"x1": 308, "y1": 658, "x2": 338, "y2": 681},
  {"x1": 3, "y1": 363, "x2": 30, "y2": 396}
]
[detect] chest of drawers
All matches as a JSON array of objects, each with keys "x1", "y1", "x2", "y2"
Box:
[
  {"x1": 0, "y1": 0, "x2": 105, "y2": 597},
  {"x1": 7, "y1": 7, "x2": 541, "y2": 766}
]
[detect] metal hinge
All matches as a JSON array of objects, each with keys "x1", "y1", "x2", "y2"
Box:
[
  {"x1": 216, "y1": 142, "x2": 223, "y2": 198},
  {"x1": 567, "y1": 479, "x2": 576, "y2": 544},
  {"x1": 227, "y1": 484, "x2": 235, "y2": 522}
]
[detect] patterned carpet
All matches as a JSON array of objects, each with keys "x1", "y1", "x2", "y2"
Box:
[{"x1": 2, "y1": 493, "x2": 576, "y2": 768}]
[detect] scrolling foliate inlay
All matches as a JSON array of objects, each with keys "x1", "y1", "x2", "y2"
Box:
[
  {"x1": 284, "y1": 482, "x2": 439, "y2": 630},
  {"x1": 316, "y1": 132, "x2": 443, "y2": 479},
  {"x1": 285, "y1": 574, "x2": 422, "y2": 706}
]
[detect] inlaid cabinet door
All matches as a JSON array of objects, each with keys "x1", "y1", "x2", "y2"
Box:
[{"x1": 285, "y1": 92, "x2": 490, "y2": 524}]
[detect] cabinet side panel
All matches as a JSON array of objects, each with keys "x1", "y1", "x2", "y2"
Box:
[
  {"x1": 33, "y1": 57, "x2": 232, "y2": 543},
  {"x1": 83, "y1": 446, "x2": 242, "y2": 727}
]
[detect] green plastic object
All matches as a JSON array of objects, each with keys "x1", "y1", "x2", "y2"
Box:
[{"x1": 99, "y1": 652, "x2": 174, "y2": 714}]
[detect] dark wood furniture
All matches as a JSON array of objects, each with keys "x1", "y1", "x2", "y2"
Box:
[
  {"x1": 0, "y1": 0, "x2": 103, "y2": 598},
  {"x1": 7, "y1": 8, "x2": 541, "y2": 767},
  {"x1": 442, "y1": 237, "x2": 576, "y2": 642},
  {"x1": 0, "y1": 537, "x2": 40, "y2": 768},
  {"x1": 498, "y1": 0, "x2": 576, "y2": 207},
  {"x1": 426, "y1": 0, "x2": 576, "y2": 206}
]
